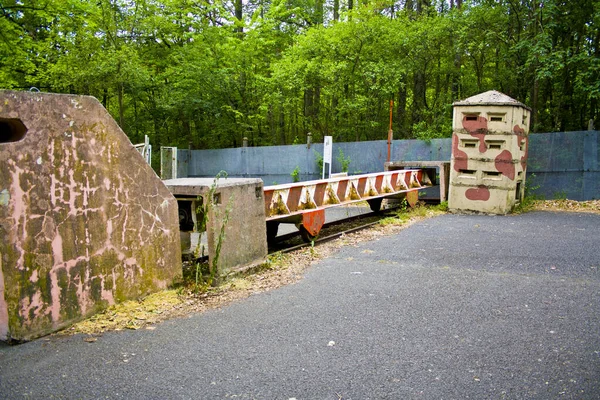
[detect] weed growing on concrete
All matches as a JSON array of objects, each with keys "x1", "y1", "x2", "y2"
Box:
[
  {"x1": 398, "y1": 197, "x2": 409, "y2": 211},
  {"x1": 434, "y1": 201, "x2": 448, "y2": 212},
  {"x1": 552, "y1": 190, "x2": 568, "y2": 200},
  {"x1": 192, "y1": 170, "x2": 232, "y2": 290},
  {"x1": 265, "y1": 251, "x2": 289, "y2": 269},
  {"x1": 336, "y1": 149, "x2": 351, "y2": 173},
  {"x1": 379, "y1": 202, "x2": 445, "y2": 227},
  {"x1": 291, "y1": 166, "x2": 301, "y2": 182},
  {"x1": 309, "y1": 239, "x2": 316, "y2": 256},
  {"x1": 210, "y1": 193, "x2": 233, "y2": 285},
  {"x1": 314, "y1": 150, "x2": 323, "y2": 171},
  {"x1": 513, "y1": 174, "x2": 543, "y2": 214}
]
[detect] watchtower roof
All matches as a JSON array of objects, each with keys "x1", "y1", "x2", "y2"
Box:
[{"x1": 453, "y1": 90, "x2": 531, "y2": 110}]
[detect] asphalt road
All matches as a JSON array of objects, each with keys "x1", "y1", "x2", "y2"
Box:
[{"x1": 1, "y1": 211, "x2": 599, "y2": 399}]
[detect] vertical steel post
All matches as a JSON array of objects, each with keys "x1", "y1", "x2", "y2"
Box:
[{"x1": 387, "y1": 100, "x2": 393, "y2": 163}]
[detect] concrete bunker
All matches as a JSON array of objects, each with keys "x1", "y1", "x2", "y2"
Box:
[
  {"x1": 0, "y1": 90, "x2": 181, "y2": 342},
  {"x1": 164, "y1": 178, "x2": 268, "y2": 278}
]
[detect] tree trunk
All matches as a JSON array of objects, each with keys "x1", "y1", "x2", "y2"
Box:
[
  {"x1": 451, "y1": 0, "x2": 462, "y2": 101},
  {"x1": 314, "y1": 86, "x2": 321, "y2": 134},
  {"x1": 333, "y1": 0, "x2": 339, "y2": 21},
  {"x1": 268, "y1": 104, "x2": 276, "y2": 144},
  {"x1": 235, "y1": 0, "x2": 243, "y2": 34},
  {"x1": 133, "y1": 99, "x2": 139, "y2": 139},
  {"x1": 279, "y1": 102, "x2": 286, "y2": 145},
  {"x1": 102, "y1": 88, "x2": 108, "y2": 109},
  {"x1": 397, "y1": 82, "x2": 407, "y2": 138},
  {"x1": 348, "y1": 0, "x2": 353, "y2": 20},
  {"x1": 315, "y1": 0, "x2": 324, "y2": 25},
  {"x1": 411, "y1": 70, "x2": 426, "y2": 129},
  {"x1": 118, "y1": 83, "x2": 124, "y2": 128}
]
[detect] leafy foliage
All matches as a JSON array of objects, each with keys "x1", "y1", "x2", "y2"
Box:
[{"x1": 1, "y1": 0, "x2": 598, "y2": 154}]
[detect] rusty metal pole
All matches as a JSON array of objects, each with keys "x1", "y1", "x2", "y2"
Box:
[{"x1": 387, "y1": 100, "x2": 394, "y2": 163}]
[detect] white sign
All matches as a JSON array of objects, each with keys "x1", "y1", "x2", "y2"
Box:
[{"x1": 322, "y1": 136, "x2": 332, "y2": 179}]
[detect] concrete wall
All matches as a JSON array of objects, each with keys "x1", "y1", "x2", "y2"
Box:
[
  {"x1": 174, "y1": 131, "x2": 599, "y2": 201},
  {"x1": 207, "y1": 179, "x2": 267, "y2": 276},
  {"x1": 0, "y1": 91, "x2": 181, "y2": 342}
]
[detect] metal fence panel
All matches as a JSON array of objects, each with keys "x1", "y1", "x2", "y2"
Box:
[{"x1": 175, "y1": 131, "x2": 599, "y2": 200}]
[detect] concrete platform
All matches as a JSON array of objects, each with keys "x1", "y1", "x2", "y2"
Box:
[{"x1": 385, "y1": 160, "x2": 450, "y2": 203}]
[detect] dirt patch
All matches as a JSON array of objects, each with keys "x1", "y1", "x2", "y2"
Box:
[{"x1": 531, "y1": 199, "x2": 600, "y2": 214}]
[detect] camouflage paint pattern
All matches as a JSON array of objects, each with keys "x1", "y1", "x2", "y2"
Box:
[
  {"x1": 448, "y1": 91, "x2": 531, "y2": 214},
  {"x1": 0, "y1": 91, "x2": 181, "y2": 341},
  {"x1": 465, "y1": 185, "x2": 491, "y2": 201}
]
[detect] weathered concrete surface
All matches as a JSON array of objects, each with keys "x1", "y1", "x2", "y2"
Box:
[
  {"x1": 164, "y1": 178, "x2": 267, "y2": 276},
  {"x1": 449, "y1": 90, "x2": 531, "y2": 214},
  {"x1": 0, "y1": 90, "x2": 181, "y2": 342}
]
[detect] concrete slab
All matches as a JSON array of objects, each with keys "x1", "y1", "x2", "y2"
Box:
[{"x1": 164, "y1": 177, "x2": 263, "y2": 196}]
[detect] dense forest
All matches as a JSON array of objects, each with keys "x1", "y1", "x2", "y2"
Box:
[{"x1": 1, "y1": 0, "x2": 599, "y2": 151}]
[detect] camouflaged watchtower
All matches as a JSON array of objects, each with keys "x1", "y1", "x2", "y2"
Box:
[{"x1": 448, "y1": 90, "x2": 531, "y2": 214}]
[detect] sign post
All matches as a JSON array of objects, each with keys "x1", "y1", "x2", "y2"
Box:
[{"x1": 322, "y1": 136, "x2": 332, "y2": 179}]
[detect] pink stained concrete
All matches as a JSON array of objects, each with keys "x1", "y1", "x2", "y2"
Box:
[
  {"x1": 465, "y1": 185, "x2": 491, "y2": 201},
  {"x1": 451, "y1": 134, "x2": 469, "y2": 173},
  {"x1": 495, "y1": 150, "x2": 516, "y2": 181},
  {"x1": 0, "y1": 90, "x2": 181, "y2": 341}
]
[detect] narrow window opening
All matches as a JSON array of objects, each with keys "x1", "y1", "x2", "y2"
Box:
[
  {"x1": 484, "y1": 171, "x2": 501, "y2": 177},
  {"x1": 516, "y1": 182, "x2": 523, "y2": 201},
  {"x1": 0, "y1": 118, "x2": 28, "y2": 143},
  {"x1": 461, "y1": 139, "x2": 478, "y2": 148},
  {"x1": 465, "y1": 115, "x2": 478, "y2": 121},
  {"x1": 488, "y1": 113, "x2": 506, "y2": 123},
  {"x1": 459, "y1": 169, "x2": 476, "y2": 176},
  {"x1": 255, "y1": 186, "x2": 262, "y2": 199},
  {"x1": 213, "y1": 192, "x2": 221, "y2": 205},
  {"x1": 177, "y1": 200, "x2": 195, "y2": 232},
  {"x1": 485, "y1": 140, "x2": 505, "y2": 150}
]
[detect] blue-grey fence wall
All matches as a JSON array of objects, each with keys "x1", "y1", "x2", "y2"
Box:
[
  {"x1": 175, "y1": 130, "x2": 599, "y2": 200},
  {"x1": 526, "y1": 131, "x2": 599, "y2": 201}
]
